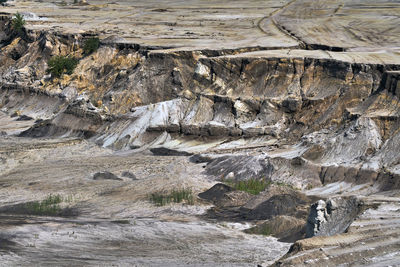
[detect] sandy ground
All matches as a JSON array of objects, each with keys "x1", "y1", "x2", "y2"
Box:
[{"x1": 0, "y1": 133, "x2": 290, "y2": 266}]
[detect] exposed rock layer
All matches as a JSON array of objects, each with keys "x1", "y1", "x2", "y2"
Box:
[{"x1": 1, "y1": 0, "x2": 400, "y2": 266}]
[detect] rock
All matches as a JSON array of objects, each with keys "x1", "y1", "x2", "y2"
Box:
[
  {"x1": 226, "y1": 172, "x2": 234, "y2": 180},
  {"x1": 207, "y1": 121, "x2": 229, "y2": 136},
  {"x1": 198, "y1": 183, "x2": 233, "y2": 203},
  {"x1": 306, "y1": 197, "x2": 363, "y2": 238},
  {"x1": 10, "y1": 111, "x2": 21, "y2": 118},
  {"x1": 121, "y1": 171, "x2": 137, "y2": 180},
  {"x1": 93, "y1": 171, "x2": 122, "y2": 181},
  {"x1": 234, "y1": 100, "x2": 256, "y2": 124},
  {"x1": 205, "y1": 155, "x2": 274, "y2": 181},
  {"x1": 189, "y1": 154, "x2": 213, "y2": 163},
  {"x1": 180, "y1": 89, "x2": 195, "y2": 100},
  {"x1": 60, "y1": 86, "x2": 78, "y2": 101},
  {"x1": 229, "y1": 127, "x2": 242, "y2": 136},
  {"x1": 149, "y1": 147, "x2": 192, "y2": 156},
  {"x1": 16, "y1": 115, "x2": 33, "y2": 121},
  {"x1": 281, "y1": 97, "x2": 302, "y2": 113}
]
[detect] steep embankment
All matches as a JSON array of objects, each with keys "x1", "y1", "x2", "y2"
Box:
[{"x1": 2, "y1": 14, "x2": 400, "y2": 191}]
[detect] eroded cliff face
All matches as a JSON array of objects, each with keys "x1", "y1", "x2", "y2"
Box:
[
  {"x1": 2, "y1": 16, "x2": 400, "y2": 191},
  {"x1": 1, "y1": 1, "x2": 400, "y2": 266}
]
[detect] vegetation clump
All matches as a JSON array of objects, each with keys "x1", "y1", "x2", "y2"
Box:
[
  {"x1": 223, "y1": 178, "x2": 295, "y2": 195},
  {"x1": 11, "y1": 12, "x2": 26, "y2": 35},
  {"x1": 83, "y1": 37, "x2": 100, "y2": 55},
  {"x1": 22, "y1": 194, "x2": 63, "y2": 216},
  {"x1": 149, "y1": 188, "x2": 194, "y2": 206},
  {"x1": 224, "y1": 178, "x2": 268, "y2": 195},
  {"x1": 47, "y1": 55, "x2": 78, "y2": 78}
]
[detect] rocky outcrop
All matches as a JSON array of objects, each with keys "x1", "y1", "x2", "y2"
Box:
[
  {"x1": 1, "y1": 12, "x2": 399, "y2": 200},
  {"x1": 273, "y1": 198, "x2": 400, "y2": 267},
  {"x1": 306, "y1": 197, "x2": 363, "y2": 238},
  {"x1": 205, "y1": 155, "x2": 274, "y2": 181}
]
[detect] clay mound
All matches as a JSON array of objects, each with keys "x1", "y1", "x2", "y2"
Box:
[
  {"x1": 198, "y1": 183, "x2": 234, "y2": 202},
  {"x1": 198, "y1": 183, "x2": 253, "y2": 207},
  {"x1": 245, "y1": 215, "x2": 306, "y2": 243},
  {"x1": 244, "y1": 194, "x2": 306, "y2": 220},
  {"x1": 242, "y1": 184, "x2": 309, "y2": 210}
]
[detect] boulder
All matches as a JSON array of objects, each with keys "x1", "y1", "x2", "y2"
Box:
[
  {"x1": 16, "y1": 115, "x2": 33, "y2": 121},
  {"x1": 150, "y1": 147, "x2": 192, "y2": 156},
  {"x1": 306, "y1": 196, "x2": 363, "y2": 237},
  {"x1": 121, "y1": 171, "x2": 137, "y2": 180},
  {"x1": 93, "y1": 171, "x2": 122, "y2": 181}
]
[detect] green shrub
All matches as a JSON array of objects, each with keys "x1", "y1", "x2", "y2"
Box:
[
  {"x1": 47, "y1": 55, "x2": 78, "y2": 78},
  {"x1": 150, "y1": 188, "x2": 194, "y2": 206},
  {"x1": 224, "y1": 178, "x2": 268, "y2": 195},
  {"x1": 83, "y1": 37, "x2": 100, "y2": 55},
  {"x1": 12, "y1": 12, "x2": 26, "y2": 35},
  {"x1": 22, "y1": 194, "x2": 63, "y2": 216}
]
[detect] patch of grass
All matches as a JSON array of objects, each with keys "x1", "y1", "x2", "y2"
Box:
[
  {"x1": 83, "y1": 37, "x2": 100, "y2": 55},
  {"x1": 224, "y1": 178, "x2": 268, "y2": 195},
  {"x1": 12, "y1": 12, "x2": 26, "y2": 35},
  {"x1": 223, "y1": 178, "x2": 296, "y2": 195},
  {"x1": 149, "y1": 188, "x2": 194, "y2": 206},
  {"x1": 47, "y1": 55, "x2": 78, "y2": 78},
  {"x1": 22, "y1": 194, "x2": 63, "y2": 216}
]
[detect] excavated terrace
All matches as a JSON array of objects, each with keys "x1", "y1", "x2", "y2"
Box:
[{"x1": 1, "y1": 0, "x2": 400, "y2": 266}]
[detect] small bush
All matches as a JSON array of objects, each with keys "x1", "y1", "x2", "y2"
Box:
[
  {"x1": 224, "y1": 178, "x2": 268, "y2": 195},
  {"x1": 22, "y1": 194, "x2": 63, "y2": 216},
  {"x1": 83, "y1": 37, "x2": 100, "y2": 55},
  {"x1": 47, "y1": 55, "x2": 78, "y2": 78},
  {"x1": 12, "y1": 12, "x2": 26, "y2": 35},
  {"x1": 150, "y1": 188, "x2": 194, "y2": 206}
]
